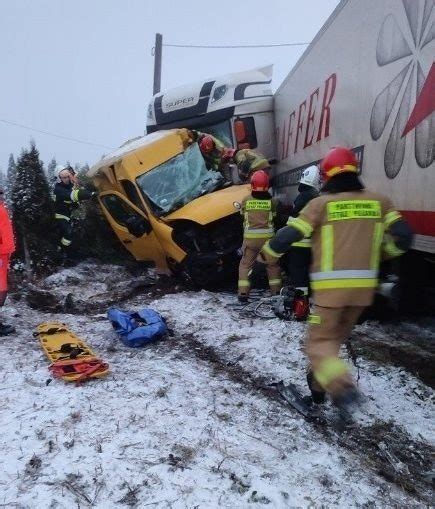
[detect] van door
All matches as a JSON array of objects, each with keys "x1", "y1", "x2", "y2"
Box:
[{"x1": 98, "y1": 190, "x2": 167, "y2": 267}]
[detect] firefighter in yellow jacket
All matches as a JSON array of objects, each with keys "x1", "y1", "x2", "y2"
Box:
[
  {"x1": 238, "y1": 170, "x2": 281, "y2": 302},
  {"x1": 223, "y1": 148, "x2": 270, "y2": 183},
  {"x1": 257, "y1": 147, "x2": 413, "y2": 417}
]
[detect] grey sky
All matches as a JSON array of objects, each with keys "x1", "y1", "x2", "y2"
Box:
[{"x1": 0, "y1": 0, "x2": 339, "y2": 171}]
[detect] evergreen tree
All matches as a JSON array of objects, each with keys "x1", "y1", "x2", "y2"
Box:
[
  {"x1": 11, "y1": 141, "x2": 57, "y2": 273},
  {"x1": 47, "y1": 157, "x2": 57, "y2": 186},
  {"x1": 5, "y1": 154, "x2": 16, "y2": 207}
]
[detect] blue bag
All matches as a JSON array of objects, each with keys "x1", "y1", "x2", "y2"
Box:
[{"x1": 107, "y1": 307, "x2": 168, "y2": 348}]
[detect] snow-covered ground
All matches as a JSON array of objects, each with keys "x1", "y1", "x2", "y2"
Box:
[
  {"x1": 0, "y1": 263, "x2": 433, "y2": 508},
  {"x1": 150, "y1": 291, "x2": 434, "y2": 443}
]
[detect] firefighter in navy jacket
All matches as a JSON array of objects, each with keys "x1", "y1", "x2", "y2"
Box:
[{"x1": 53, "y1": 165, "x2": 94, "y2": 254}]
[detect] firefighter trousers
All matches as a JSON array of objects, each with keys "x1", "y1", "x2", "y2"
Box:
[
  {"x1": 238, "y1": 237, "x2": 281, "y2": 296},
  {"x1": 305, "y1": 305, "x2": 365, "y2": 398},
  {"x1": 285, "y1": 246, "x2": 311, "y2": 290},
  {"x1": 56, "y1": 218, "x2": 73, "y2": 250}
]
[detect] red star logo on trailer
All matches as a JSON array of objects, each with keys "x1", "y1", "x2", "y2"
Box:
[{"x1": 402, "y1": 61, "x2": 435, "y2": 137}]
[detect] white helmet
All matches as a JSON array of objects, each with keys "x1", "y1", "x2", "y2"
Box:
[
  {"x1": 299, "y1": 165, "x2": 320, "y2": 189},
  {"x1": 56, "y1": 164, "x2": 69, "y2": 177}
]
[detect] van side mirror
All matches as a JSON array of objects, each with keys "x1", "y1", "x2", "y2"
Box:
[{"x1": 125, "y1": 215, "x2": 152, "y2": 237}]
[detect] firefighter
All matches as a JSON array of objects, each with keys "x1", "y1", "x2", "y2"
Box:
[
  {"x1": 196, "y1": 132, "x2": 225, "y2": 171},
  {"x1": 257, "y1": 147, "x2": 413, "y2": 416},
  {"x1": 238, "y1": 170, "x2": 281, "y2": 302},
  {"x1": 285, "y1": 165, "x2": 320, "y2": 320},
  {"x1": 53, "y1": 165, "x2": 95, "y2": 260},
  {"x1": 0, "y1": 188, "x2": 15, "y2": 336},
  {"x1": 222, "y1": 147, "x2": 270, "y2": 183}
]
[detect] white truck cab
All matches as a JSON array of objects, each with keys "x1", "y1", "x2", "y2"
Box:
[{"x1": 146, "y1": 66, "x2": 276, "y2": 163}]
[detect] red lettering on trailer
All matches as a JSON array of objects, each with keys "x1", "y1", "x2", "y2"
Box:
[
  {"x1": 278, "y1": 73, "x2": 337, "y2": 159},
  {"x1": 303, "y1": 88, "x2": 320, "y2": 148},
  {"x1": 294, "y1": 100, "x2": 307, "y2": 153},
  {"x1": 279, "y1": 121, "x2": 287, "y2": 160},
  {"x1": 316, "y1": 73, "x2": 337, "y2": 142},
  {"x1": 286, "y1": 111, "x2": 296, "y2": 159}
]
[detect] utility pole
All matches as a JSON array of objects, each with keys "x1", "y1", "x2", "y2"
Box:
[{"x1": 153, "y1": 33, "x2": 163, "y2": 95}]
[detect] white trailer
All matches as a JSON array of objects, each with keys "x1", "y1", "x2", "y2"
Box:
[{"x1": 273, "y1": 0, "x2": 434, "y2": 256}]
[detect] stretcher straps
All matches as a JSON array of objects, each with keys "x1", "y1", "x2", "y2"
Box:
[
  {"x1": 48, "y1": 357, "x2": 108, "y2": 384},
  {"x1": 39, "y1": 326, "x2": 69, "y2": 335}
]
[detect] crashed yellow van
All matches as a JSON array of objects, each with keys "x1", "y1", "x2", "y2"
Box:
[{"x1": 88, "y1": 128, "x2": 250, "y2": 286}]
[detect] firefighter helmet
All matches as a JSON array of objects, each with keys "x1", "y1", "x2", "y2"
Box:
[
  {"x1": 299, "y1": 165, "x2": 320, "y2": 188},
  {"x1": 250, "y1": 170, "x2": 269, "y2": 191},
  {"x1": 56, "y1": 164, "x2": 69, "y2": 177},
  {"x1": 198, "y1": 135, "x2": 215, "y2": 154},
  {"x1": 320, "y1": 147, "x2": 358, "y2": 181},
  {"x1": 56, "y1": 164, "x2": 72, "y2": 181}
]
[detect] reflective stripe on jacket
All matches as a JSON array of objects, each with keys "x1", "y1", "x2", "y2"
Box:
[
  {"x1": 241, "y1": 195, "x2": 276, "y2": 239},
  {"x1": 287, "y1": 218, "x2": 312, "y2": 248}
]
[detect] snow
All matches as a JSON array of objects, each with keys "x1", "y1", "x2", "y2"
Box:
[
  {"x1": 149, "y1": 291, "x2": 434, "y2": 443},
  {"x1": 0, "y1": 263, "x2": 433, "y2": 507}
]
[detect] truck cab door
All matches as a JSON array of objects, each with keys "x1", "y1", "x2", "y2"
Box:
[{"x1": 98, "y1": 190, "x2": 167, "y2": 268}]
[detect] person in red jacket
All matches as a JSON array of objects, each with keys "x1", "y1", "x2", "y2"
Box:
[{"x1": 0, "y1": 188, "x2": 15, "y2": 335}]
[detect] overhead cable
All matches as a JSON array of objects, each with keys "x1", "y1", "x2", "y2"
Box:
[
  {"x1": 163, "y1": 42, "x2": 310, "y2": 49},
  {"x1": 0, "y1": 118, "x2": 114, "y2": 150}
]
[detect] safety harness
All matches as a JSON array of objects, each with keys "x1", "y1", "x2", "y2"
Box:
[{"x1": 48, "y1": 357, "x2": 108, "y2": 384}]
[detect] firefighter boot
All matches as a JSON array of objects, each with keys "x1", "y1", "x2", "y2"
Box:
[
  {"x1": 293, "y1": 290, "x2": 310, "y2": 321},
  {"x1": 306, "y1": 370, "x2": 326, "y2": 404},
  {"x1": 332, "y1": 387, "x2": 360, "y2": 427}
]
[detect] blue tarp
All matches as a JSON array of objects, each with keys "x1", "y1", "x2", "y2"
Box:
[{"x1": 107, "y1": 307, "x2": 168, "y2": 348}]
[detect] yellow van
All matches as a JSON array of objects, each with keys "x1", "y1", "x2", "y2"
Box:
[{"x1": 88, "y1": 128, "x2": 250, "y2": 286}]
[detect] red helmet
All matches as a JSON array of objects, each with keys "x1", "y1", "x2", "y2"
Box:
[
  {"x1": 320, "y1": 146, "x2": 359, "y2": 181},
  {"x1": 222, "y1": 147, "x2": 236, "y2": 162},
  {"x1": 250, "y1": 170, "x2": 269, "y2": 191},
  {"x1": 199, "y1": 135, "x2": 215, "y2": 154}
]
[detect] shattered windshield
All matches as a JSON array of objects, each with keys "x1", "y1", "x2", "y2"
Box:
[{"x1": 136, "y1": 143, "x2": 225, "y2": 216}]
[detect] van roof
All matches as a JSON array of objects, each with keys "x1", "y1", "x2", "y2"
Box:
[{"x1": 87, "y1": 130, "x2": 176, "y2": 177}]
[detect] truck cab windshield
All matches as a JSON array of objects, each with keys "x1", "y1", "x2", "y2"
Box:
[{"x1": 136, "y1": 143, "x2": 225, "y2": 216}]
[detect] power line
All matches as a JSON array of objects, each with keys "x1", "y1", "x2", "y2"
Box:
[
  {"x1": 163, "y1": 42, "x2": 310, "y2": 49},
  {"x1": 0, "y1": 118, "x2": 114, "y2": 150}
]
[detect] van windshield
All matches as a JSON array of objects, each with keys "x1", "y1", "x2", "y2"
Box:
[{"x1": 136, "y1": 143, "x2": 225, "y2": 216}]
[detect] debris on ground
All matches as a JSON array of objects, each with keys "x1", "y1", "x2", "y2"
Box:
[{"x1": 0, "y1": 262, "x2": 433, "y2": 507}]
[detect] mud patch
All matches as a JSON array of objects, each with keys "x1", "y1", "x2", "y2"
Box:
[{"x1": 350, "y1": 327, "x2": 435, "y2": 388}]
